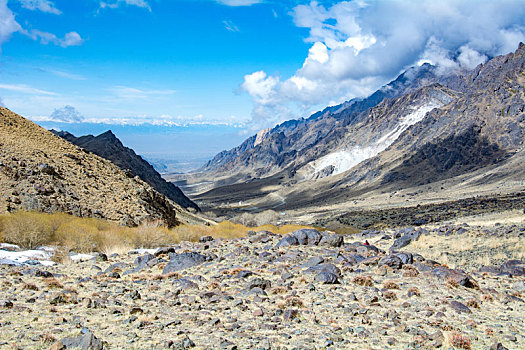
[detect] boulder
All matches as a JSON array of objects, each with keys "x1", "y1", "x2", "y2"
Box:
[
  {"x1": 162, "y1": 252, "x2": 209, "y2": 274},
  {"x1": 319, "y1": 232, "x2": 344, "y2": 247}
]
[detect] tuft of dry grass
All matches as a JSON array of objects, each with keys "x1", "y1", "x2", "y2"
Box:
[
  {"x1": 446, "y1": 331, "x2": 471, "y2": 349},
  {"x1": 445, "y1": 277, "x2": 459, "y2": 289},
  {"x1": 383, "y1": 290, "x2": 397, "y2": 301},
  {"x1": 353, "y1": 276, "x2": 373, "y2": 287},
  {"x1": 44, "y1": 278, "x2": 63, "y2": 290},
  {"x1": 382, "y1": 280, "x2": 399, "y2": 289}
]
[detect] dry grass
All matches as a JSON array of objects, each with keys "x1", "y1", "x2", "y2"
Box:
[
  {"x1": 353, "y1": 276, "x2": 373, "y2": 287},
  {"x1": 446, "y1": 331, "x2": 471, "y2": 349},
  {"x1": 409, "y1": 232, "x2": 525, "y2": 269},
  {"x1": 382, "y1": 280, "x2": 400, "y2": 289},
  {"x1": 0, "y1": 211, "x2": 317, "y2": 254}
]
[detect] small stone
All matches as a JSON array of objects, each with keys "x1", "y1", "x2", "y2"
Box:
[
  {"x1": 253, "y1": 309, "x2": 264, "y2": 317},
  {"x1": 0, "y1": 300, "x2": 13, "y2": 309},
  {"x1": 449, "y1": 300, "x2": 471, "y2": 314}
]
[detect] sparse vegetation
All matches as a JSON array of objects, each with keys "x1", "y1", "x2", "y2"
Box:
[
  {"x1": 447, "y1": 331, "x2": 471, "y2": 349},
  {"x1": 0, "y1": 211, "x2": 314, "y2": 253}
]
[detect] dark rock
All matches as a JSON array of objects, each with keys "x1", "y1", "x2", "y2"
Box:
[
  {"x1": 60, "y1": 331, "x2": 103, "y2": 350},
  {"x1": 0, "y1": 300, "x2": 13, "y2": 309},
  {"x1": 235, "y1": 270, "x2": 254, "y2": 279},
  {"x1": 390, "y1": 230, "x2": 421, "y2": 251},
  {"x1": 319, "y1": 232, "x2": 344, "y2": 247},
  {"x1": 291, "y1": 229, "x2": 322, "y2": 245},
  {"x1": 199, "y1": 235, "x2": 214, "y2": 243},
  {"x1": 314, "y1": 271, "x2": 339, "y2": 284},
  {"x1": 303, "y1": 256, "x2": 324, "y2": 267},
  {"x1": 431, "y1": 266, "x2": 478, "y2": 288},
  {"x1": 490, "y1": 342, "x2": 509, "y2": 350},
  {"x1": 154, "y1": 247, "x2": 176, "y2": 257},
  {"x1": 449, "y1": 300, "x2": 471, "y2": 314},
  {"x1": 162, "y1": 252, "x2": 208, "y2": 274},
  {"x1": 248, "y1": 231, "x2": 275, "y2": 244},
  {"x1": 246, "y1": 277, "x2": 271, "y2": 290},
  {"x1": 394, "y1": 252, "x2": 413, "y2": 265},
  {"x1": 275, "y1": 235, "x2": 299, "y2": 248},
  {"x1": 379, "y1": 255, "x2": 403, "y2": 269},
  {"x1": 306, "y1": 263, "x2": 341, "y2": 277},
  {"x1": 173, "y1": 278, "x2": 199, "y2": 290}
]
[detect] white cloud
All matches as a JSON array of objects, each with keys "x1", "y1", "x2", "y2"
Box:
[
  {"x1": 100, "y1": 0, "x2": 151, "y2": 11},
  {"x1": 49, "y1": 105, "x2": 84, "y2": 122},
  {"x1": 45, "y1": 69, "x2": 87, "y2": 80},
  {"x1": 0, "y1": 0, "x2": 22, "y2": 49},
  {"x1": 0, "y1": 83, "x2": 56, "y2": 95},
  {"x1": 223, "y1": 20, "x2": 239, "y2": 32},
  {"x1": 242, "y1": 0, "x2": 525, "y2": 129},
  {"x1": 15, "y1": 0, "x2": 61, "y2": 14},
  {"x1": 216, "y1": 0, "x2": 262, "y2": 6},
  {"x1": 27, "y1": 30, "x2": 84, "y2": 47}
]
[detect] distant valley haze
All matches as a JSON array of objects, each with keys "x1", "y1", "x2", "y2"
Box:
[{"x1": 0, "y1": 0, "x2": 524, "y2": 169}]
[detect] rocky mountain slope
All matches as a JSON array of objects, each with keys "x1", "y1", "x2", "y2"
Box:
[
  {"x1": 53, "y1": 130, "x2": 199, "y2": 212},
  {"x1": 186, "y1": 43, "x2": 525, "y2": 218},
  {"x1": 0, "y1": 107, "x2": 193, "y2": 227},
  {"x1": 200, "y1": 63, "x2": 440, "y2": 183}
]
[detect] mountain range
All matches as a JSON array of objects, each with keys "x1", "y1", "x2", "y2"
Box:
[{"x1": 178, "y1": 43, "x2": 525, "y2": 224}]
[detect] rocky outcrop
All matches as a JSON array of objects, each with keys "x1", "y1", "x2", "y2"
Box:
[
  {"x1": 53, "y1": 130, "x2": 199, "y2": 212},
  {"x1": 0, "y1": 107, "x2": 184, "y2": 227}
]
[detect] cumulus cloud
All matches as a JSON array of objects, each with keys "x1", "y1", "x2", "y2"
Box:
[
  {"x1": 100, "y1": 0, "x2": 151, "y2": 11},
  {"x1": 216, "y1": 0, "x2": 262, "y2": 6},
  {"x1": 48, "y1": 105, "x2": 84, "y2": 123},
  {"x1": 242, "y1": 0, "x2": 525, "y2": 129},
  {"x1": 27, "y1": 30, "x2": 84, "y2": 47},
  {"x1": 15, "y1": 0, "x2": 61, "y2": 14}
]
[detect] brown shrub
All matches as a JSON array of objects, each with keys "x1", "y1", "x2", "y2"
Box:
[
  {"x1": 481, "y1": 294, "x2": 494, "y2": 302},
  {"x1": 447, "y1": 331, "x2": 471, "y2": 349},
  {"x1": 445, "y1": 277, "x2": 459, "y2": 288},
  {"x1": 382, "y1": 280, "x2": 399, "y2": 289},
  {"x1": 1, "y1": 211, "x2": 54, "y2": 249},
  {"x1": 466, "y1": 298, "x2": 480, "y2": 308},
  {"x1": 353, "y1": 276, "x2": 373, "y2": 287},
  {"x1": 383, "y1": 290, "x2": 398, "y2": 301}
]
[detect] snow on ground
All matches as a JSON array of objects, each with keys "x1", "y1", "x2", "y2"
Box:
[
  {"x1": 309, "y1": 101, "x2": 442, "y2": 177},
  {"x1": 0, "y1": 248, "x2": 55, "y2": 266}
]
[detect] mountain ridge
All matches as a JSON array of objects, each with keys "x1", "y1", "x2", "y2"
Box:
[
  {"x1": 52, "y1": 129, "x2": 199, "y2": 212},
  {"x1": 0, "y1": 107, "x2": 196, "y2": 227}
]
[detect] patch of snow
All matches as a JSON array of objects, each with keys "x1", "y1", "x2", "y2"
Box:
[
  {"x1": 0, "y1": 243, "x2": 20, "y2": 251},
  {"x1": 0, "y1": 249, "x2": 55, "y2": 266},
  {"x1": 128, "y1": 248, "x2": 157, "y2": 255},
  {"x1": 309, "y1": 101, "x2": 442, "y2": 177},
  {"x1": 70, "y1": 253, "x2": 95, "y2": 262}
]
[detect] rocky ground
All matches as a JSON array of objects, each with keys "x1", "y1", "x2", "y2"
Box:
[{"x1": 0, "y1": 224, "x2": 524, "y2": 349}]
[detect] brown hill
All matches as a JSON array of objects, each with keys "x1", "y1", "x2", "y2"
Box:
[{"x1": 0, "y1": 107, "x2": 191, "y2": 227}]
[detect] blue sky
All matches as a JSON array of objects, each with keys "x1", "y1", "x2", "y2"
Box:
[{"x1": 1, "y1": 0, "x2": 524, "y2": 168}]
